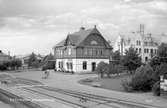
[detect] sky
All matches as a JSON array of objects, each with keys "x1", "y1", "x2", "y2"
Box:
[{"x1": 0, "y1": 0, "x2": 167, "y2": 55}]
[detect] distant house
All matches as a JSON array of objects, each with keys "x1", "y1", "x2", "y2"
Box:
[
  {"x1": 16, "y1": 53, "x2": 44, "y2": 68},
  {"x1": 0, "y1": 50, "x2": 11, "y2": 64},
  {"x1": 53, "y1": 26, "x2": 112, "y2": 73}
]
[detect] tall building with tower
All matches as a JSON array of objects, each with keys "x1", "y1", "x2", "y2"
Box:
[
  {"x1": 53, "y1": 26, "x2": 112, "y2": 73},
  {"x1": 114, "y1": 24, "x2": 160, "y2": 63}
]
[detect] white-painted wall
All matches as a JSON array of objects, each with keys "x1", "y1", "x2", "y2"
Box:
[{"x1": 56, "y1": 58, "x2": 109, "y2": 73}]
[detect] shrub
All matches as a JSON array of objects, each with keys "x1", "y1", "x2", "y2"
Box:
[
  {"x1": 96, "y1": 62, "x2": 109, "y2": 78},
  {"x1": 0, "y1": 64, "x2": 7, "y2": 71},
  {"x1": 108, "y1": 64, "x2": 124, "y2": 75},
  {"x1": 152, "y1": 81, "x2": 160, "y2": 96},
  {"x1": 122, "y1": 65, "x2": 155, "y2": 92},
  {"x1": 131, "y1": 65, "x2": 154, "y2": 91}
]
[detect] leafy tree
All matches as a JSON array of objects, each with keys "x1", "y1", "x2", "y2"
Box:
[
  {"x1": 149, "y1": 56, "x2": 161, "y2": 71},
  {"x1": 28, "y1": 52, "x2": 38, "y2": 67},
  {"x1": 153, "y1": 63, "x2": 167, "y2": 80},
  {"x1": 157, "y1": 43, "x2": 167, "y2": 58},
  {"x1": 149, "y1": 43, "x2": 167, "y2": 76},
  {"x1": 0, "y1": 59, "x2": 22, "y2": 70},
  {"x1": 121, "y1": 47, "x2": 141, "y2": 74},
  {"x1": 112, "y1": 50, "x2": 121, "y2": 64},
  {"x1": 14, "y1": 59, "x2": 22, "y2": 69},
  {"x1": 96, "y1": 62, "x2": 109, "y2": 78}
]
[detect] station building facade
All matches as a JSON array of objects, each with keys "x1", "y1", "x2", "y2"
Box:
[{"x1": 53, "y1": 26, "x2": 112, "y2": 73}]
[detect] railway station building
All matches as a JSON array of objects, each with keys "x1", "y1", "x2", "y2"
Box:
[{"x1": 53, "y1": 26, "x2": 112, "y2": 73}]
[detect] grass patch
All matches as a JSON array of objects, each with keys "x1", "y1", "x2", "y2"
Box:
[{"x1": 79, "y1": 74, "x2": 132, "y2": 92}]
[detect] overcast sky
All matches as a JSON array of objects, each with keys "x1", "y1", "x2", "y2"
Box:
[{"x1": 0, "y1": 0, "x2": 167, "y2": 55}]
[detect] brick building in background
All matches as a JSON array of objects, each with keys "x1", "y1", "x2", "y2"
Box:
[{"x1": 114, "y1": 24, "x2": 160, "y2": 63}]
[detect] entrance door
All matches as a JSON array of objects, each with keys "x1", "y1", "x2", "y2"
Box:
[{"x1": 92, "y1": 62, "x2": 96, "y2": 72}]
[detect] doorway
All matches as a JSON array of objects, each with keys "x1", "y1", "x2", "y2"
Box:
[{"x1": 92, "y1": 62, "x2": 96, "y2": 72}]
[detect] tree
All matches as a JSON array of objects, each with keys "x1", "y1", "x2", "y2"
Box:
[
  {"x1": 149, "y1": 43, "x2": 167, "y2": 74},
  {"x1": 112, "y1": 50, "x2": 121, "y2": 64},
  {"x1": 96, "y1": 62, "x2": 109, "y2": 78},
  {"x1": 121, "y1": 47, "x2": 141, "y2": 74},
  {"x1": 28, "y1": 52, "x2": 38, "y2": 67},
  {"x1": 9, "y1": 59, "x2": 22, "y2": 70},
  {"x1": 149, "y1": 56, "x2": 161, "y2": 71},
  {"x1": 157, "y1": 43, "x2": 167, "y2": 58}
]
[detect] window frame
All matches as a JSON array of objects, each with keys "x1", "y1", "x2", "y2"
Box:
[{"x1": 83, "y1": 61, "x2": 87, "y2": 70}]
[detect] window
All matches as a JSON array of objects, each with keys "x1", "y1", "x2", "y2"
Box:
[
  {"x1": 83, "y1": 61, "x2": 87, "y2": 70},
  {"x1": 89, "y1": 49, "x2": 93, "y2": 56},
  {"x1": 139, "y1": 48, "x2": 141, "y2": 53},
  {"x1": 139, "y1": 41, "x2": 141, "y2": 45},
  {"x1": 154, "y1": 49, "x2": 157, "y2": 54},
  {"x1": 67, "y1": 62, "x2": 73, "y2": 69},
  {"x1": 61, "y1": 61, "x2": 63, "y2": 68},
  {"x1": 100, "y1": 50, "x2": 103, "y2": 55},
  {"x1": 147, "y1": 49, "x2": 149, "y2": 53},
  {"x1": 60, "y1": 50, "x2": 63, "y2": 56},
  {"x1": 68, "y1": 48, "x2": 72, "y2": 55},
  {"x1": 84, "y1": 48, "x2": 88, "y2": 55},
  {"x1": 95, "y1": 50, "x2": 98, "y2": 55},
  {"x1": 136, "y1": 48, "x2": 138, "y2": 52},
  {"x1": 150, "y1": 49, "x2": 153, "y2": 54},
  {"x1": 145, "y1": 57, "x2": 148, "y2": 62},
  {"x1": 59, "y1": 61, "x2": 63, "y2": 68},
  {"x1": 70, "y1": 63, "x2": 73, "y2": 70},
  {"x1": 58, "y1": 61, "x2": 61, "y2": 68},
  {"x1": 144, "y1": 49, "x2": 147, "y2": 53},
  {"x1": 136, "y1": 40, "x2": 141, "y2": 46}
]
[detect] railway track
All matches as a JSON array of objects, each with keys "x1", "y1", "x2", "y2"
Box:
[
  {"x1": 0, "y1": 88, "x2": 45, "y2": 108},
  {"x1": 40, "y1": 86, "x2": 162, "y2": 108},
  {"x1": 21, "y1": 86, "x2": 163, "y2": 108}
]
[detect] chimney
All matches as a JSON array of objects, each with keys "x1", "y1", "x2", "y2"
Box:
[{"x1": 80, "y1": 27, "x2": 85, "y2": 31}]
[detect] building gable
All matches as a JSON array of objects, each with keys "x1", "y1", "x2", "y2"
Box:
[{"x1": 78, "y1": 28, "x2": 111, "y2": 49}]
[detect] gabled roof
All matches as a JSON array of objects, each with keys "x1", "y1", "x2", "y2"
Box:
[
  {"x1": 55, "y1": 28, "x2": 93, "y2": 47},
  {"x1": 68, "y1": 28, "x2": 93, "y2": 46},
  {"x1": 56, "y1": 39, "x2": 66, "y2": 47},
  {"x1": 54, "y1": 26, "x2": 111, "y2": 48}
]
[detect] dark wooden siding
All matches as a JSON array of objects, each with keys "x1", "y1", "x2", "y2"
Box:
[
  {"x1": 76, "y1": 33, "x2": 111, "y2": 59},
  {"x1": 79, "y1": 34, "x2": 107, "y2": 47},
  {"x1": 54, "y1": 46, "x2": 76, "y2": 59},
  {"x1": 76, "y1": 47, "x2": 110, "y2": 59}
]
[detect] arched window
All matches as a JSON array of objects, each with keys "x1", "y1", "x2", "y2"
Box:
[{"x1": 145, "y1": 57, "x2": 148, "y2": 62}]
